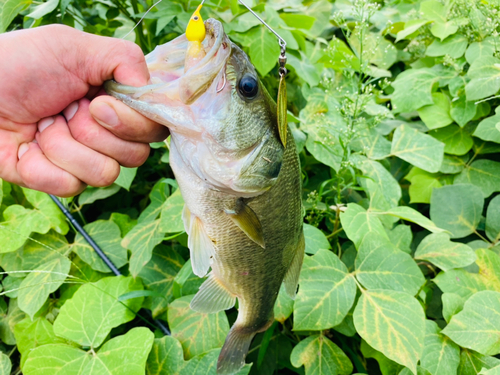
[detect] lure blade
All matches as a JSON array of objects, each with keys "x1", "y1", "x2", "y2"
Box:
[{"x1": 277, "y1": 74, "x2": 287, "y2": 148}]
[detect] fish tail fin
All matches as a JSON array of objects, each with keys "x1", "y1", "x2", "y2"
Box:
[{"x1": 217, "y1": 325, "x2": 255, "y2": 375}]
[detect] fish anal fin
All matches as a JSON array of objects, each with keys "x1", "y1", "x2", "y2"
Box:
[
  {"x1": 225, "y1": 200, "x2": 265, "y2": 248},
  {"x1": 188, "y1": 214, "x2": 215, "y2": 278},
  {"x1": 284, "y1": 231, "x2": 305, "y2": 300},
  {"x1": 190, "y1": 273, "x2": 236, "y2": 313}
]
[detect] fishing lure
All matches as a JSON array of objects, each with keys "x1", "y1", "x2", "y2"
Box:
[{"x1": 186, "y1": 0, "x2": 289, "y2": 147}]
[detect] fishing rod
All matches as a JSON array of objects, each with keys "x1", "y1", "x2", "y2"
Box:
[{"x1": 49, "y1": 194, "x2": 171, "y2": 336}]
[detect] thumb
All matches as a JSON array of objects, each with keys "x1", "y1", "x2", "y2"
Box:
[{"x1": 77, "y1": 32, "x2": 150, "y2": 87}]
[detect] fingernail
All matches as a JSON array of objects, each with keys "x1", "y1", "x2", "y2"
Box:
[
  {"x1": 63, "y1": 101, "x2": 79, "y2": 121},
  {"x1": 92, "y1": 102, "x2": 119, "y2": 128},
  {"x1": 18, "y1": 143, "x2": 29, "y2": 159},
  {"x1": 38, "y1": 117, "x2": 55, "y2": 133}
]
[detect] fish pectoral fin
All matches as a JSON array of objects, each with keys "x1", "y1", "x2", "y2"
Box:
[
  {"x1": 283, "y1": 231, "x2": 305, "y2": 300},
  {"x1": 225, "y1": 200, "x2": 265, "y2": 248},
  {"x1": 190, "y1": 273, "x2": 236, "y2": 313},
  {"x1": 188, "y1": 214, "x2": 216, "y2": 278}
]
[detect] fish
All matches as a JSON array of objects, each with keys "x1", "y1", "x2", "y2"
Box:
[{"x1": 105, "y1": 18, "x2": 304, "y2": 375}]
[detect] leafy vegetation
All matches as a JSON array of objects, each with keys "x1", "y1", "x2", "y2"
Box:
[{"x1": 1, "y1": 0, "x2": 500, "y2": 374}]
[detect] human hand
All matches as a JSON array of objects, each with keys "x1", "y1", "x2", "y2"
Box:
[{"x1": 0, "y1": 24, "x2": 169, "y2": 197}]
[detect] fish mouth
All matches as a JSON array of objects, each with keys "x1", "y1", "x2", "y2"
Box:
[{"x1": 105, "y1": 18, "x2": 232, "y2": 107}]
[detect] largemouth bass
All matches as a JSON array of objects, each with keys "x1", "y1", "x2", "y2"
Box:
[{"x1": 105, "y1": 19, "x2": 303, "y2": 374}]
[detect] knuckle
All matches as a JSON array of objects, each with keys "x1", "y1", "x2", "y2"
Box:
[
  {"x1": 120, "y1": 144, "x2": 150, "y2": 167},
  {"x1": 91, "y1": 158, "x2": 120, "y2": 187}
]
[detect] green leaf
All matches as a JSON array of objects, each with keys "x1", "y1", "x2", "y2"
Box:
[
  {"x1": 391, "y1": 124, "x2": 445, "y2": 173},
  {"x1": 396, "y1": 20, "x2": 429, "y2": 42},
  {"x1": 159, "y1": 189, "x2": 185, "y2": 233},
  {"x1": 274, "y1": 284, "x2": 293, "y2": 324},
  {"x1": 351, "y1": 127, "x2": 392, "y2": 160},
  {"x1": 417, "y1": 93, "x2": 453, "y2": 130},
  {"x1": 0, "y1": 0, "x2": 31, "y2": 33},
  {"x1": 293, "y1": 250, "x2": 356, "y2": 331},
  {"x1": 450, "y1": 96, "x2": 477, "y2": 127},
  {"x1": 415, "y1": 233, "x2": 476, "y2": 271},
  {"x1": 24, "y1": 344, "x2": 89, "y2": 375},
  {"x1": 14, "y1": 317, "x2": 63, "y2": 368},
  {"x1": 168, "y1": 295, "x2": 229, "y2": 359},
  {"x1": 0, "y1": 205, "x2": 50, "y2": 253},
  {"x1": 356, "y1": 157, "x2": 401, "y2": 210},
  {"x1": 421, "y1": 320, "x2": 460, "y2": 375},
  {"x1": 287, "y1": 52, "x2": 320, "y2": 87},
  {"x1": 290, "y1": 334, "x2": 353, "y2": 375},
  {"x1": 0, "y1": 299, "x2": 25, "y2": 345},
  {"x1": 303, "y1": 223, "x2": 330, "y2": 255},
  {"x1": 339, "y1": 203, "x2": 389, "y2": 247},
  {"x1": 22, "y1": 231, "x2": 70, "y2": 270},
  {"x1": 455, "y1": 160, "x2": 500, "y2": 198},
  {"x1": 440, "y1": 154, "x2": 468, "y2": 174},
  {"x1": 87, "y1": 327, "x2": 154, "y2": 375},
  {"x1": 18, "y1": 256, "x2": 71, "y2": 318},
  {"x1": 114, "y1": 167, "x2": 137, "y2": 191},
  {"x1": 353, "y1": 289, "x2": 425, "y2": 374},
  {"x1": 429, "y1": 125, "x2": 473, "y2": 155},
  {"x1": 319, "y1": 37, "x2": 360, "y2": 71},
  {"x1": 361, "y1": 340, "x2": 404, "y2": 375},
  {"x1": 73, "y1": 220, "x2": 127, "y2": 273},
  {"x1": 53, "y1": 276, "x2": 143, "y2": 348},
  {"x1": 442, "y1": 293, "x2": 465, "y2": 323},
  {"x1": 381, "y1": 206, "x2": 446, "y2": 234},
  {"x1": 431, "y1": 21, "x2": 459, "y2": 41},
  {"x1": 405, "y1": 168, "x2": 442, "y2": 204},
  {"x1": 123, "y1": 219, "x2": 165, "y2": 277},
  {"x1": 473, "y1": 111, "x2": 500, "y2": 144},
  {"x1": 248, "y1": 26, "x2": 280, "y2": 76},
  {"x1": 138, "y1": 245, "x2": 184, "y2": 318},
  {"x1": 434, "y1": 249, "x2": 500, "y2": 301},
  {"x1": 426, "y1": 34, "x2": 468, "y2": 58},
  {"x1": 480, "y1": 366, "x2": 500, "y2": 375},
  {"x1": 26, "y1": 0, "x2": 58, "y2": 19},
  {"x1": 466, "y1": 39, "x2": 497, "y2": 64},
  {"x1": 0, "y1": 352, "x2": 11, "y2": 375},
  {"x1": 22, "y1": 189, "x2": 69, "y2": 234},
  {"x1": 386, "y1": 224, "x2": 412, "y2": 254},
  {"x1": 355, "y1": 234, "x2": 425, "y2": 295},
  {"x1": 430, "y1": 184, "x2": 484, "y2": 238},
  {"x1": 420, "y1": 1, "x2": 446, "y2": 23},
  {"x1": 442, "y1": 291, "x2": 500, "y2": 355},
  {"x1": 391, "y1": 68, "x2": 438, "y2": 113},
  {"x1": 78, "y1": 184, "x2": 121, "y2": 206},
  {"x1": 24, "y1": 327, "x2": 154, "y2": 375},
  {"x1": 466, "y1": 56, "x2": 500, "y2": 101},
  {"x1": 280, "y1": 13, "x2": 315, "y2": 29},
  {"x1": 458, "y1": 349, "x2": 500, "y2": 375},
  {"x1": 146, "y1": 336, "x2": 251, "y2": 375},
  {"x1": 305, "y1": 132, "x2": 343, "y2": 172},
  {"x1": 486, "y1": 195, "x2": 500, "y2": 242}
]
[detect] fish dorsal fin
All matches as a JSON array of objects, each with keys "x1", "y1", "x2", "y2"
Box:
[
  {"x1": 190, "y1": 272, "x2": 236, "y2": 313},
  {"x1": 184, "y1": 205, "x2": 216, "y2": 277},
  {"x1": 225, "y1": 200, "x2": 265, "y2": 248},
  {"x1": 283, "y1": 231, "x2": 305, "y2": 299}
]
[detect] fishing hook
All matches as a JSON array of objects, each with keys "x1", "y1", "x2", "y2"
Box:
[
  {"x1": 236, "y1": 0, "x2": 287, "y2": 76},
  {"x1": 217, "y1": 71, "x2": 227, "y2": 93}
]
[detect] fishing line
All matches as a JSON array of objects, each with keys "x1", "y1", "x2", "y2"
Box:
[
  {"x1": 121, "y1": 0, "x2": 163, "y2": 40},
  {"x1": 49, "y1": 194, "x2": 171, "y2": 336}
]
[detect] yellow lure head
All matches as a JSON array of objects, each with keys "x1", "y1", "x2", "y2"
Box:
[{"x1": 186, "y1": 5, "x2": 206, "y2": 43}]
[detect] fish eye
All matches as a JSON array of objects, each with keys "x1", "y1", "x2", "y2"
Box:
[{"x1": 238, "y1": 75, "x2": 258, "y2": 99}]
